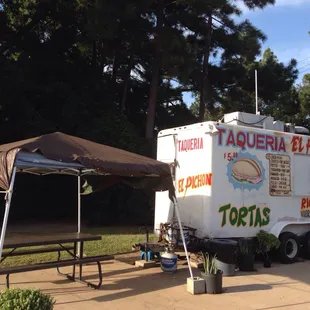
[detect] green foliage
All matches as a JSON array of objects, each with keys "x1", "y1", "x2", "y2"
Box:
[
  {"x1": 0, "y1": 288, "x2": 55, "y2": 310},
  {"x1": 299, "y1": 74, "x2": 310, "y2": 117},
  {"x1": 256, "y1": 230, "x2": 280, "y2": 254},
  {"x1": 201, "y1": 252, "x2": 218, "y2": 275},
  {"x1": 0, "y1": 0, "x2": 296, "y2": 142},
  {"x1": 0, "y1": 0, "x2": 305, "y2": 223}
]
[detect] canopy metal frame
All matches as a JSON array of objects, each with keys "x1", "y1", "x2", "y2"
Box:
[{"x1": 0, "y1": 153, "x2": 193, "y2": 279}]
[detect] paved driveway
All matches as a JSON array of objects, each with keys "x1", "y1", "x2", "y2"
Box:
[{"x1": 1, "y1": 260, "x2": 310, "y2": 310}]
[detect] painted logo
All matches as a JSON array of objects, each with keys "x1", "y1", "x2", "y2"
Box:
[
  {"x1": 218, "y1": 203, "x2": 270, "y2": 227},
  {"x1": 227, "y1": 151, "x2": 265, "y2": 191},
  {"x1": 301, "y1": 198, "x2": 310, "y2": 218}
]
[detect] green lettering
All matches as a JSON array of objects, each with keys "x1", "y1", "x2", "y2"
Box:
[
  {"x1": 229, "y1": 207, "x2": 238, "y2": 226},
  {"x1": 237, "y1": 207, "x2": 248, "y2": 227},
  {"x1": 248, "y1": 205, "x2": 256, "y2": 227},
  {"x1": 262, "y1": 207, "x2": 271, "y2": 226},
  {"x1": 218, "y1": 204, "x2": 271, "y2": 228},
  {"x1": 254, "y1": 208, "x2": 262, "y2": 227},
  {"x1": 219, "y1": 204, "x2": 231, "y2": 227}
]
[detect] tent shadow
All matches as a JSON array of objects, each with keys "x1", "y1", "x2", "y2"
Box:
[
  {"x1": 81, "y1": 266, "x2": 141, "y2": 281},
  {"x1": 90, "y1": 269, "x2": 273, "y2": 303},
  {"x1": 223, "y1": 283, "x2": 272, "y2": 293},
  {"x1": 48, "y1": 268, "x2": 193, "y2": 307},
  {"x1": 91, "y1": 268, "x2": 192, "y2": 303}
]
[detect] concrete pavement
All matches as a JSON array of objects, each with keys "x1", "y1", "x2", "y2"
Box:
[{"x1": 1, "y1": 259, "x2": 310, "y2": 310}]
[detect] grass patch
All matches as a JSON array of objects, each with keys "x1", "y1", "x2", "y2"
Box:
[{"x1": 1, "y1": 226, "x2": 157, "y2": 267}]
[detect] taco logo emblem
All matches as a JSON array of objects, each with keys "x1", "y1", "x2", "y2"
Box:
[
  {"x1": 227, "y1": 152, "x2": 265, "y2": 191},
  {"x1": 231, "y1": 158, "x2": 263, "y2": 185}
]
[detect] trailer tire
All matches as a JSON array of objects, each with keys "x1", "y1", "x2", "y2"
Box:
[
  {"x1": 278, "y1": 232, "x2": 299, "y2": 264},
  {"x1": 301, "y1": 231, "x2": 310, "y2": 259}
]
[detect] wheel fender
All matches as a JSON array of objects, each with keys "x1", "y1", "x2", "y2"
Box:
[{"x1": 269, "y1": 221, "x2": 310, "y2": 238}]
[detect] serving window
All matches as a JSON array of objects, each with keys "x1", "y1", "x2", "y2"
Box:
[{"x1": 293, "y1": 154, "x2": 310, "y2": 196}]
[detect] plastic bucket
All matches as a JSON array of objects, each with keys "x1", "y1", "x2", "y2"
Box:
[
  {"x1": 160, "y1": 252, "x2": 178, "y2": 273},
  {"x1": 215, "y1": 258, "x2": 235, "y2": 276}
]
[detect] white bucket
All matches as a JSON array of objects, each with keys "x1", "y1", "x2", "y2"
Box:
[{"x1": 160, "y1": 251, "x2": 178, "y2": 273}]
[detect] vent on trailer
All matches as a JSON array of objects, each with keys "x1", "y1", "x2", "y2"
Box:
[
  {"x1": 223, "y1": 111, "x2": 310, "y2": 135},
  {"x1": 223, "y1": 111, "x2": 279, "y2": 130}
]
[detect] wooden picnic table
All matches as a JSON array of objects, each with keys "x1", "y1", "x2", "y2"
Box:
[{"x1": 0, "y1": 232, "x2": 114, "y2": 289}]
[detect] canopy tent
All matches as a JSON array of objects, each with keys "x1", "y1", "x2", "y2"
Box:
[
  {"x1": 0, "y1": 132, "x2": 193, "y2": 278},
  {"x1": 0, "y1": 132, "x2": 175, "y2": 191}
]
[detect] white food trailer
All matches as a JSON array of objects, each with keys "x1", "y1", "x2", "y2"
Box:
[{"x1": 154, "y1": 111, "x2": 310, "y2": 263}]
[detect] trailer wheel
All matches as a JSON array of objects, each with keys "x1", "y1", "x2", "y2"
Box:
[
  {"x1": 301, "y1": 231, "x2": 310, "y2": 259},
  {"x1": 278, "y1": 232, "x2": 299, "y2": 264}
]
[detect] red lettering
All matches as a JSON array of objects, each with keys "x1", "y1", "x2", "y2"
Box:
[
  {"x1": 201, "y1": 174, "x2": 205, "y2": 186},
  {"x1": 291, "y1": 136, "x2": 303, "y2": 153},
  {"x1": 181, "y1": 173, "x2": 212, "y2": 192},
  {"x1": 178, "y1": 137, "x2": 204, "y2": 152},
  {"x1": 301, "y1": 198, "x2": 310, "y2": 209},
  {"x1": 266, "y1": 135, "x2": 275, "y2": 151},
  {"x1": 220, "y1": 129, "x2": 287, "y2": 152},
  {"x1": 186, "y1": 176, "x2": 192, "y2": 189},
  {"x1": 178, "y1": 179, "x2": 184, "y2": 193},
  {"x1": 278, "y1": 138, "x2": 286, "y2": 152},
  {"x1": 181, "y1": 140, "x2": 186, "y2": 152},
  {"x1": 194, "y1": 175, "x2": 199, "y2": 188},
  {"x1": 246, "y1": 133, "x2": 255, "y2": 148},
  {"x1": 299, "y1": 137, "x2": 304, "y2": 153},
  {"x1": 291, "y1": 136, "x2": 298, "y2": 152},
  {"x1": 256, "y1": 134, "x2": 265, "y2": 150},
  {"x1": 236, "y1": 132, "x2": 246, "y2": 150},
  {"x1": 181, "y1": 140, "x2": 185, "y2": 152},
  {"x1": 306, "y1": 138, "x2": 310, "y2": 154},
  {"x1": 217, "y1": 128, "x2": 226, "y2": 145},
  {"x1": 206, "y1": 173, "x2": 212, "y2": 186},
  {"x1": 274, "y1": 136, "x2": 278, "y2": 150},
  {"x1": 198, "y1": 175, "x2": 202, "y2": 187},
  {"x1": 226, "y1": 131, "x2": 235, "y2": 146}
]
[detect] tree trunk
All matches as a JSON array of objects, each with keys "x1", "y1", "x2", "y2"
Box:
[
  {"x1": 145, "y1": 7, "x2": 164, "y2": 140},
  {"x1": 92, "y1": 40, "x2": 97, "y2": 68},
  {"x1": 111, "y1": 51, "x2": 118, "y2": 84},
  {"x1": 100, "y1": 40, "x2": 105, "y2": 74},
  {"x1": 199, "y1": 15, "x2": 213, "y2": 122},
  {"x1": 120, "y1": 55, "x2": 134, "y2": 114}
]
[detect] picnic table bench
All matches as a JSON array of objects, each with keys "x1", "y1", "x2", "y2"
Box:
[{"x1": 0, "y1": 233, "x2": 114, "y2": 289}]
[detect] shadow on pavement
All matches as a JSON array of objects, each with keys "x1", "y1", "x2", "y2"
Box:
[{"x1": 224, "y1": 283, "x2": 272, "y2": 293}]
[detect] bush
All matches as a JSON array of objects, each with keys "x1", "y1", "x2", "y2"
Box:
[{"x1": 0, "y1": 288, "x2": 55, "y2": 310}]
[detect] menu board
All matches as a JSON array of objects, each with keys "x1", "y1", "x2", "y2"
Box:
[{"x1": 266, "y1": 154, "x2": 291, "y2": 196}]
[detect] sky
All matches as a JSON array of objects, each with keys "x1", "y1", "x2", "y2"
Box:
[{"x1": 182, "y1": 0, "x2": 310, "y2": 106}]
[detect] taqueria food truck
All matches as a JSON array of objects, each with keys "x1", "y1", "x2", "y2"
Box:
[{"x1": 154, "y1": 111, "x2": 310, "y2": 263}]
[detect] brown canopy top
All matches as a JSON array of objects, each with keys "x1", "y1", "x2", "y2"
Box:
[{"x1": 0, "y1": 132, "x2": 175, "y2": 195}]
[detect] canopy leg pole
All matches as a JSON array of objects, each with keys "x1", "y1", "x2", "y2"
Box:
[
  {"x1": 77, "y1": 175, "x2": 81, "y2": 257},
  {"x1": 173, "y1": 197, "x2": 193, "y2": 279},
  {"x1": 0, "y1": 167, "x2": 17, "y2": 260}
]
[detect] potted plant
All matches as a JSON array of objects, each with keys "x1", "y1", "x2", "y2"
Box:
[
  {"x1": 256, "y1": 230, "x2": 280, "y2": 268},
  {"x1": 238, "y1": 239, "x2": 255, "y2": 271},
  {"x1": 200, "y1": 252, "x2": 223, "y2": 294}
]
